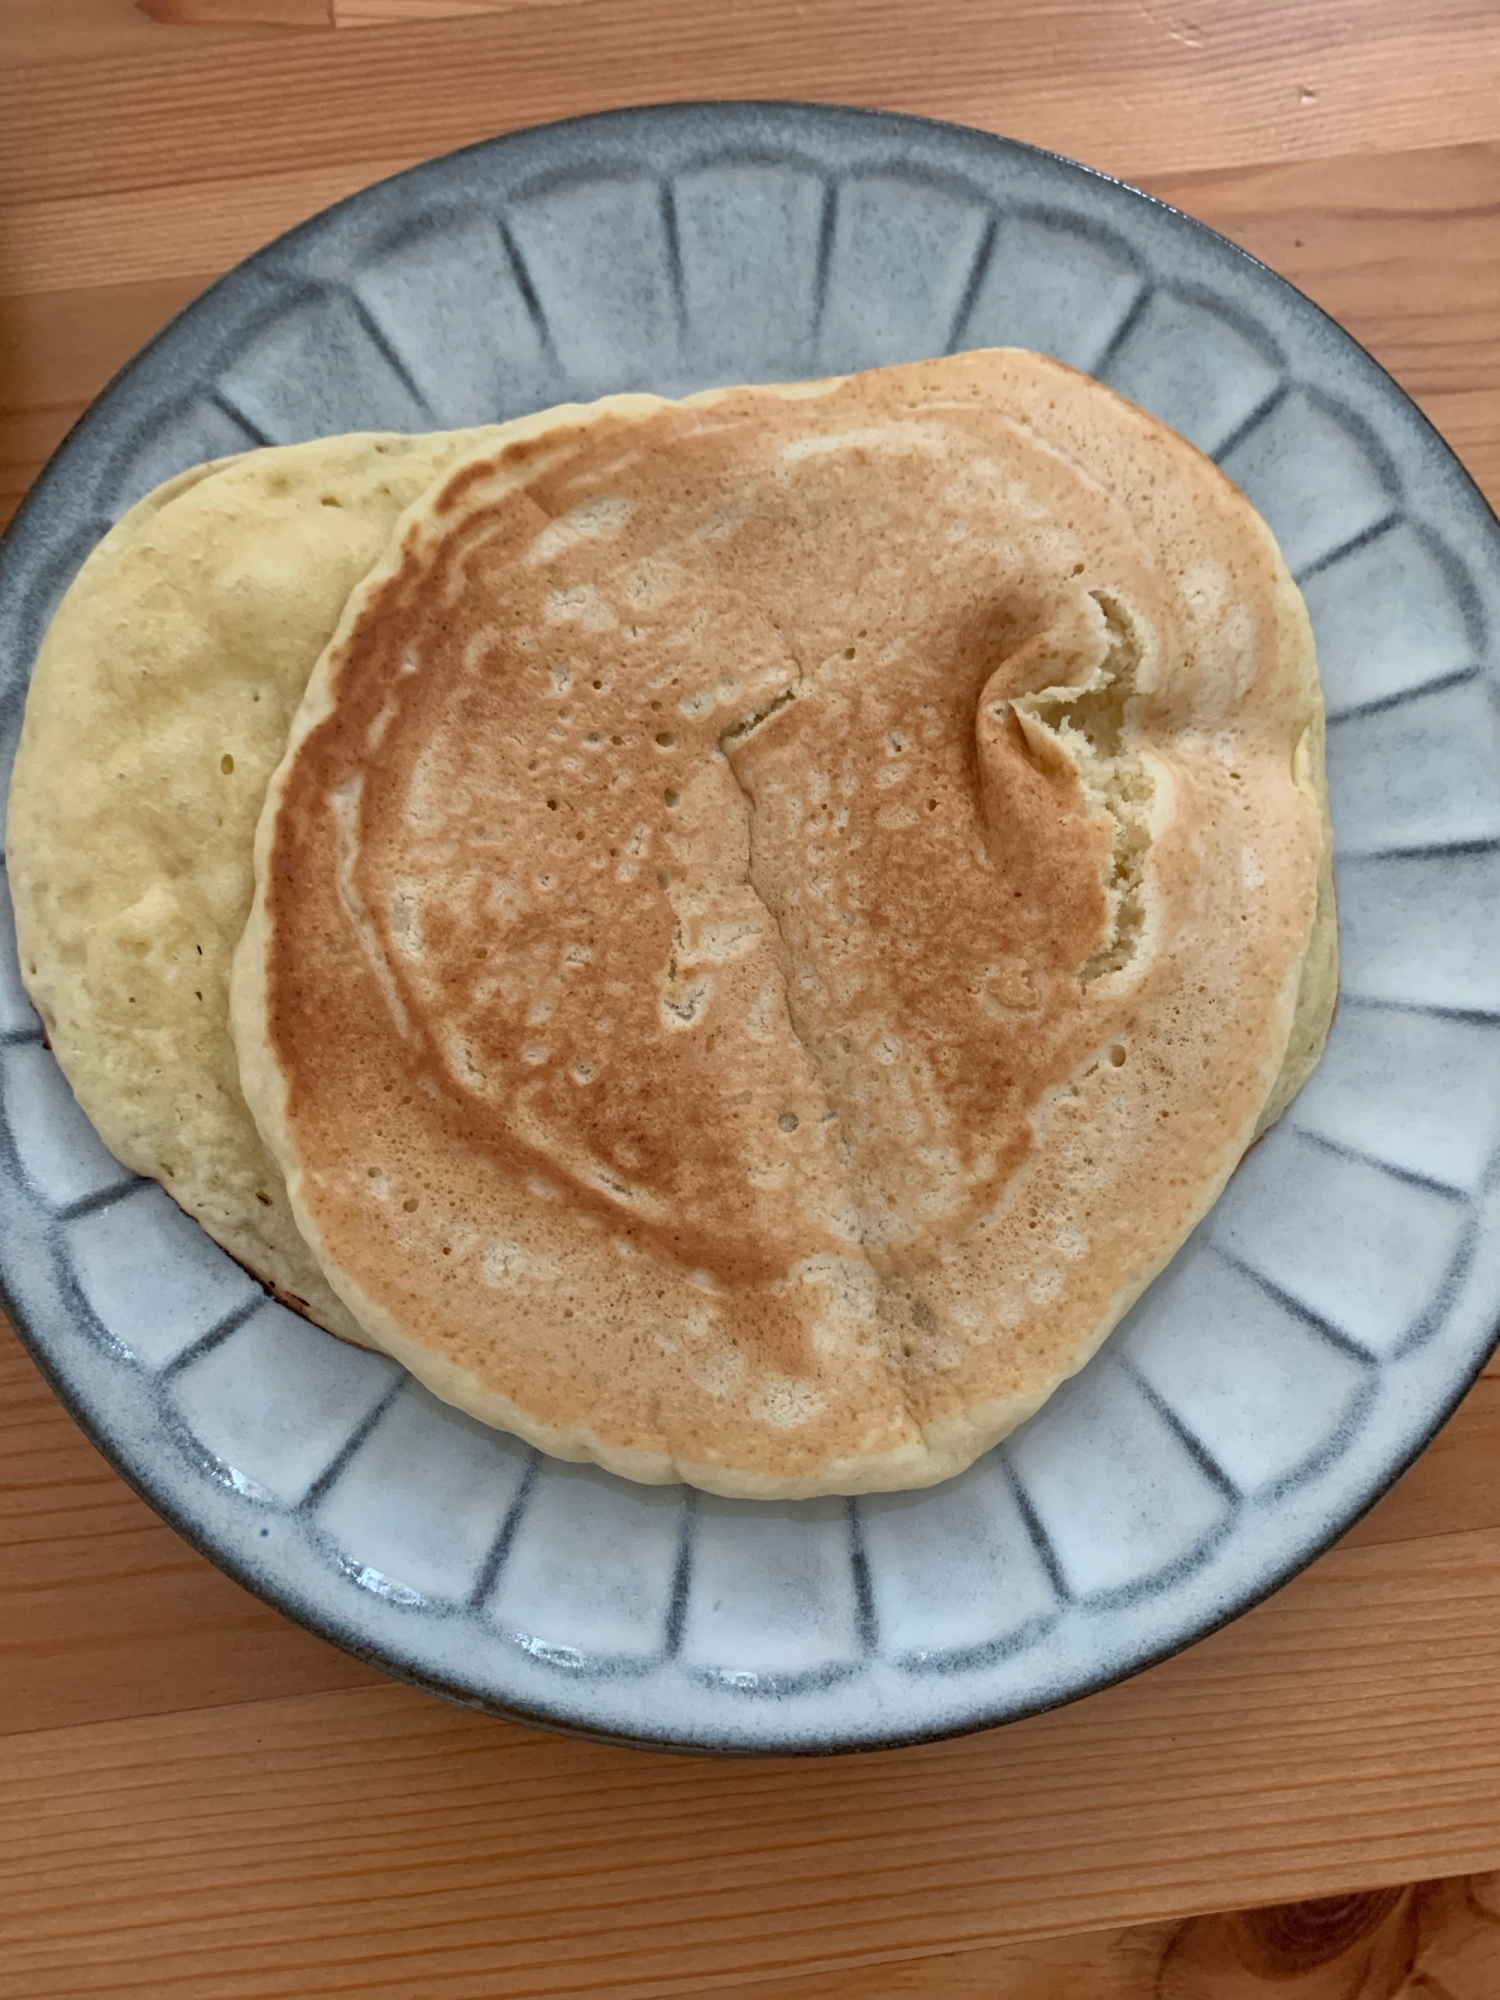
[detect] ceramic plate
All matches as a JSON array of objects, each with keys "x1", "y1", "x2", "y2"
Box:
[{"x1": 3, "y1": 104, "x2": 1498, "y2": 1754}]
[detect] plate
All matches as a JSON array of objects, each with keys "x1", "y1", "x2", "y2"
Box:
[{"x1": 3, "y1": 103, "x2": 1498, "y2": 1755}]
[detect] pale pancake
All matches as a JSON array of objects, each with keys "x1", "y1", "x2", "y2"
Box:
[
  {"x1": 7, "y1": 429, "x2": 514, "y2": 1338},
  {"x1": 234, "y1": 350, "x2": 1335, "y2": 1497}
]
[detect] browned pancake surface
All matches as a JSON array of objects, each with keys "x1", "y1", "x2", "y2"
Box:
[{"x1": 235, "y1": 354, "x2": 1329, "y2": 1494}]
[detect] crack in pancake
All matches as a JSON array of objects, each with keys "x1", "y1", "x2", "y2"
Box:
[
  {"x1": 999, "y1": 590, "x2": 1156, "y2": 987},
  {"x1": 310, "y1": 443, "x2": 1129, "y2": 1282},
  {"x1": 234, "y1": 354, "x2": 1335, "y2": 1496}
]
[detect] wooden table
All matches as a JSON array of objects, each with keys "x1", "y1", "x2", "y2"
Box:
[{"x1": 2, "y1": 4, "x2": 1499, "y2": 1994}]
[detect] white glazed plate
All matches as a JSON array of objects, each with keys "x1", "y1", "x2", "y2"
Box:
[{"x1": 2, "y1": 104, "x2": 1498, "y2": 1753}]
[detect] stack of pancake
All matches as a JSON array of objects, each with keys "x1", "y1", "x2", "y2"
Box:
[{"x1": 7, "y1": 351, "x2": 1335, "y2": 1497}]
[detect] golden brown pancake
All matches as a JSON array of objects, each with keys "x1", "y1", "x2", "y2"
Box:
[{"x1": 234, "y1": 352, "x2": 1334, "y2": 1496}]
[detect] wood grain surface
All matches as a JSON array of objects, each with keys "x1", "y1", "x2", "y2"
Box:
[{"x1": 1, "y1": 2, "x2": 1498, "y2": 1994}]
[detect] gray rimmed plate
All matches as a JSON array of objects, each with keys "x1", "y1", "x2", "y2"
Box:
[{"x1": 2, "y1": 103, "x2": 1498, "y2": 1755}]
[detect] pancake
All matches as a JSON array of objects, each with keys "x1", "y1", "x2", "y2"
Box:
[
  {"x1": 234, "y1": 349, "x2": 1336, "y2": 1497},
  {"x1": 7, "y1": 428, "x2": 516, "y2": 1339}
]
